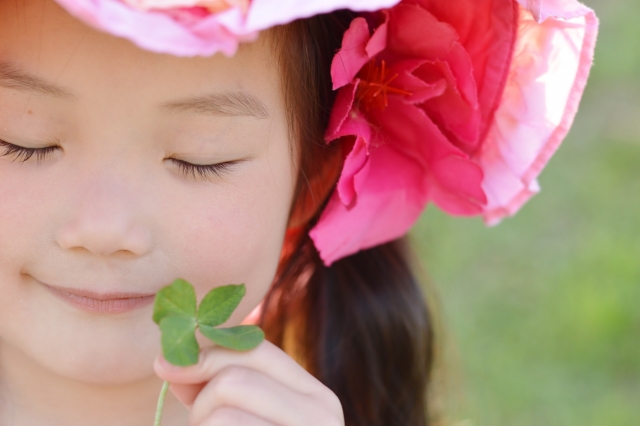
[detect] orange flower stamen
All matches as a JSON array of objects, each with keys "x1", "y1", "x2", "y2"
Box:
[{"x1": 356, "y1": 60, "x2": 412, "y2": 111}]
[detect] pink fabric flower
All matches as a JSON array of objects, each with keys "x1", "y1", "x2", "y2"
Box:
[
  {"x1": 52, "y1": 0, "x2": 598, "y2": 265},
  {"x1": 53, "y1": 0, "x2": 403, "y2": 57},
  {"x1": 309, "y1": 0, "x2": 598, "y2": 265}
]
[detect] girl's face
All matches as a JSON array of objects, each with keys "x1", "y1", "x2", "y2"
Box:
[{"x1": 0, "y1": 0, "x2": 294, "y2": 384}]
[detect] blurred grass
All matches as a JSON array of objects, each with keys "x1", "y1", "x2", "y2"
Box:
[{"x1": 410, "y1": 0, "x2": 640, "y2": 424}]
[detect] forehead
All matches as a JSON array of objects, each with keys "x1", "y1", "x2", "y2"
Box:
[{"x1": 0, "y1": 0, "x2": 282, "y2": 110}]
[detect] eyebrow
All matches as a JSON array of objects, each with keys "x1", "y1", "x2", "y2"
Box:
[
  {"x1": 0, "y1": 61, "x2": 76, "y2": 99},
  {"x1": 0, "y1": 61, "x2": 270, "y2": 119},
  {"x1": 162, "y1": 91, "x2": 270, "y2": 119}
]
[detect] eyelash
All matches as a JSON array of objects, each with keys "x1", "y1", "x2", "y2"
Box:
[
  {"x1": 0, "y1": 140, "x2": 60, "y2": 165},
  {"x1": 170, "y1": 158, "x2": 236, "y2": 181},
  {"x1": 0, "y1": 140, "x2": 236, "y2": 181}
]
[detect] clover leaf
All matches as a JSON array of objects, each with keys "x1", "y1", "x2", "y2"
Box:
[
  {"x1": 153, "y1": 279, "x2": 264, "y2": 366},
  {"x1": 152, "y1": 278, "x2": 197, "y2": 324},
  {"x1": 158, "y1": 315, "x2": 199, "y2": 366},
  {"x1": 153, "y1": 278, "x2": 265, "y2": 426}
]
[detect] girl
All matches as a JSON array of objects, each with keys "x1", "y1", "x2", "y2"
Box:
[{"x1": 0, "y1": 0, "x2": 597, "y2": 425}]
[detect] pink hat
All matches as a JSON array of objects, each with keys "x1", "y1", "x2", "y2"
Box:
[{"x1": 53, "y1": 0, "x2": 599, "y2": 265}]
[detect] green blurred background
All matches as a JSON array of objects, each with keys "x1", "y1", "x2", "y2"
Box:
[{"x1": 410, "y1": 0, "x2": 640, "y2": 424}]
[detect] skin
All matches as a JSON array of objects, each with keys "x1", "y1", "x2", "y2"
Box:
[{"x1": 0, "y1": 0, "x2": 343, "y2": 424}]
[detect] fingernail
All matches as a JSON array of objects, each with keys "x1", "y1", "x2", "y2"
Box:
[{"x1": 157, "y1": 355, "x2": 183, "y2": 371}]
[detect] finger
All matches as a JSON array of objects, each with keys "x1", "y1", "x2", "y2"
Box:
[
  {"x1": 168, "y1": 382, "x2": 205, "y2": 408},
  {"x1": 190, "y1": 366, "x2": 335, "y2": 426},
  {"x1": 154, "y1": 340, "x2": 324, "y2": 397},
  {"x1": 200, "y1": 407, "x2": 275, "y2": 426}
]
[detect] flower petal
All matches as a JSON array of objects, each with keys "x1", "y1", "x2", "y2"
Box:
[
  {"x1": 386, "y1": 3, "x2": 457, "y2": 59},
  {"x1": 516, "y1": 0, "x2": 594, "y2": 23},
  {"x1": 385, "y1": 60, "x2": 447, "y2": 104},
  {"x1": 365, "y1": 11, "x2": 389, "y2": 58},
  {"x1": 334, "y1": 114, "x2": 374, "y2": 206},
  {"x1": 429, "y1": 154, "x2": 487, "y2": 215},
  {"x1": 416, "y1": 54, "x2": 481, "y2": 153},
  {"x1": 310, "y1": 139, "x2": 428, "y2": 266},
  {"x1": 326, "y1": 83, "x2": 358, "y2": 141},
  {"x1": 371, "y1": 97, "x2": 486, "y2": 214},
  {"x1": 330, "y1": 17, "x2": 373, "y2": 90},
  {"x1": 411, "y1": 0, "x2": 519, "y2": 148},
  {"x1": 336, "y1": 137, "x2": 370, "y2": 207},
  {"x1": 479, "y1": 3, "x2": 598, "y2": 224}
]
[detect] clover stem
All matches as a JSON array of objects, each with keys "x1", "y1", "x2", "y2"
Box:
[{"x1": 154, "y1": 380, "x2": 170, "y2": 426}]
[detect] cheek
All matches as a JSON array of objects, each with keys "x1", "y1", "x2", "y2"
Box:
[
  {"x1": 0, "y1": 168, "x2": 57, "y2": 271},
  {"x1": 165, "y1": 140, "x2": 295, "y2": 323},
  {"x1": 0, "y1": 166, "x2": 63, "y2": 347},
  {"x1": 177, "y1": 182, "x2": 287, "y2": 277}
]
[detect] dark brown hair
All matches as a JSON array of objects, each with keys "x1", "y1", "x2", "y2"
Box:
[{"x1": 260, "y1": 11, "x2": 436, "y2": 426}]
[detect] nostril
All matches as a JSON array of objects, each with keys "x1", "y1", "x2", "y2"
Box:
[{"x1": 55, "y1": 221, "x2": 152, "y2": 257}]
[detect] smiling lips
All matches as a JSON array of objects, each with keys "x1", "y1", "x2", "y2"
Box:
[{"x1": 43, "y1": 283, "x2": 156, "y2": 314}]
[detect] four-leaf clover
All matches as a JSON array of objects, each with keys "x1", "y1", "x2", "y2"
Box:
[
  {"x1": 153, "y1": 279, "x2": 265, "y2": 425},
  {"x1": 153, "y1": 278, "x2": 265, "y2": 366}
]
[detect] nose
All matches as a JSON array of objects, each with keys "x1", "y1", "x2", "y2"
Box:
[{"x1": 55, "y1": 174, "x2": 152, "y2": 257}]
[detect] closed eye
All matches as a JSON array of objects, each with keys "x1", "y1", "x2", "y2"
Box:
[
  {"x1": 167, "y1": 158, "x2": 239, "y2": 181},
  {"x1": 0, "y1": 140, "x2": 60, "y2": 164},
  {"x1": 1, "y1": 139, "x2": 240, "y2": 182}
]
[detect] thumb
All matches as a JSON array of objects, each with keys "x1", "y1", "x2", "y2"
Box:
[{"x1": 154, "y1": 354, "x2": 206, "y2": 408}]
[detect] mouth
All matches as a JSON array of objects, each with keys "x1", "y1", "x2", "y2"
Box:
[{"x1": 42, "y1": 282, "x2": 156, "y2": 314}]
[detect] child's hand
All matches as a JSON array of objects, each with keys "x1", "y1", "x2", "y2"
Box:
[{"x1": 154, "y1": 340, "x2": 345, "y2": 426}]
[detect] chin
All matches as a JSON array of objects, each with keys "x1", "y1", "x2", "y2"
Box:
[
  {"x1": 4, "y1": 326, "x2": 160, "y2": 386},
  {"x1": 49, "y1": 343, "x2": 159, "y2": 385}
]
